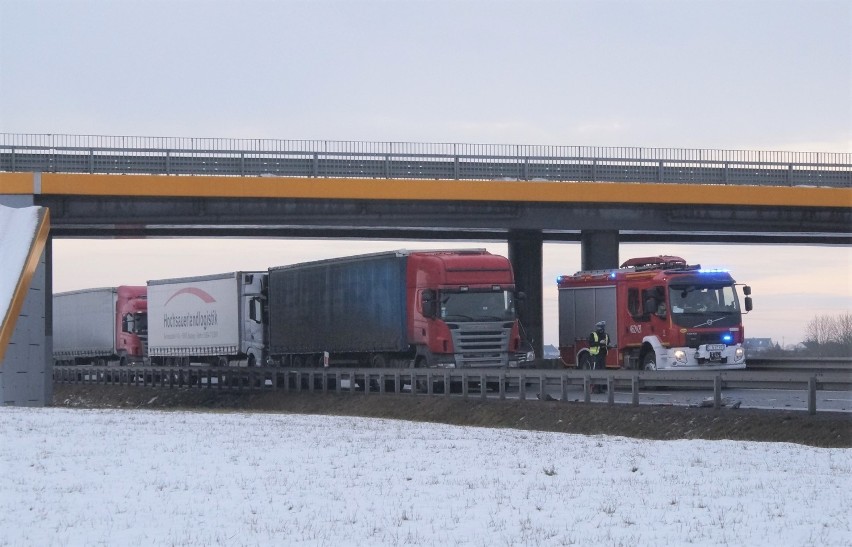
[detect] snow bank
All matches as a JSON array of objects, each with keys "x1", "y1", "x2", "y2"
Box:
[
  {"x1": 1, "y1": 407, "x2": 849, "y2": 546},
  {"x1": 0, "y1": 204, "x2": 40, "y2": 325}
]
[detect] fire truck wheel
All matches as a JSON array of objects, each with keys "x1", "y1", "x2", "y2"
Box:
[
  {"x1": 641, "y1": 350, "x2": 657, "y2": 370},
  {"x1": 578, "y1": 353, "x2": 593, "y2": 370}
]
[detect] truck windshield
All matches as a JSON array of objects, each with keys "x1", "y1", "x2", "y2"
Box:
[
  {"x1": 123, "y1": 313, "x2": 148, "y2": 335},
  {"x1": 668, "y1": 285, "x2": 741, "y2": 328},
  {"x1": 440, "y1": 290, "x2": 515, "y2": 322}
]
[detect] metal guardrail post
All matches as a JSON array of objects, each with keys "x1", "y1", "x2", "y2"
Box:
[
  {"x1": 538, "y1": 373, "x2": 545, "y2": 401},
  {"x1": 583, "y1": 375, "x2": 591, "y2": 403},
  {"x1": 519, "y1": 374, "x2": 526, "y2": 401},
  {"x1": 444, "y1": 372, "x2": 450, "y2": 398},
  {"x1": 808, "y1": 376, "x2": 817, "y2": 415},
  {"x1": 714, "y1": 375, "x2": 722, "y2": 409},
  {"x1": 607, "y1": 376, "x2": 615, "y2": 405},
  {"x1": 481, "y1": 374, "x2": 487, "y2": 400},
  {"x1": 632, "y1": 375, "x2": 640, "y2": 406},
  {"x1": 561, "y1": 373, "x2": 568, "y2": 402},
  {"x1": 500, "y1": 372, "x2": 506, "y2": 400},
  {"x1": 462, "y1": 372, "x2": 469, "y2": 399}
]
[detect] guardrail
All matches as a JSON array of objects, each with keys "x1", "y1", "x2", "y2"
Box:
[
  {"x1": 3, "y1": 134, "x2": 850, "y2": 187},
  {"x1": 54, "y1": 365, "x2": 852, "y2": 415},
  {"x1": 745, "y1": 357, "x2": 852, "y2": 373}
]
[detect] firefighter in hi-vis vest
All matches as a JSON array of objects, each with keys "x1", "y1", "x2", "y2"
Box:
[{"x1": 588, "y1": 321, "x2": 609, "y2": 393}]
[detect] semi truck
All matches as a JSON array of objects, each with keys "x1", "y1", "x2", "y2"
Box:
[
  {"x1": 267, "y1": 249, "x2": 525, "y2": 368},
  {"x1": 146, "y1": 271, "x2": 266, "y2": 367},
  {"x1": 557, "y1": 256, "x2": 752, "y2": 371},
  {"x1": 53, "y1": 286, "x2": 147, "y2": 366}
]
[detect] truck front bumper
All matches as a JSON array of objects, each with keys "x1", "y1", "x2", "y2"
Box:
[{"x1": 661, "y1": 344, "x2": 746, "y2": 370}]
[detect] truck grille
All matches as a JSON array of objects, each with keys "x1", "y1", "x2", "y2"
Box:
[
  {"x1": 449, "y1": 322, "x2": 511, "y2": 368},
  {"x1": 685, "y1": 332, "x2": 728, "y2": 348}
]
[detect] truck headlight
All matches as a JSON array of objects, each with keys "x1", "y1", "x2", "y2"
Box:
[
  {"x1": 735, "y1": 347, "x2": 745, "y2": 360},
  {"x1": 673, "y1": 349, "x2": 687, "y2": 364}
]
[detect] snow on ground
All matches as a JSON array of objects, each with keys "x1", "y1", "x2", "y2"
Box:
[
  {"x1": 0, "y1": 204, "x2": 40, "y2": 322},
  {"x1": 1, "y1": 407, "x2": 850, "y2": 547}
]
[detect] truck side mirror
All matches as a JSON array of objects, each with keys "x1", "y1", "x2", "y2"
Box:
[
  {"x1": 744, "y1": 296, "x2": 753, "y2": 312},
  {"x1": 250, "y1": 297, "x2": 263, "y2": 323},
  {"x1": 743, "y1": 285, "x2": 751, "y2": 296},
  {"x1": 421, "y1": 289, "x2": 437, "y2": 318}
]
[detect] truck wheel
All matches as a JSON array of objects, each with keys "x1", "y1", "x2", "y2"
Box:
[
  {"x1": 642, "y1": 350, "x2": 657, "y2": 370},
  {"x1": 247, "y1": 354, "x2": 256, "y2": 367},
  {"x1": 578, "y1": 353, "x2": 593, "y2": 370},
  {"x1": 370, "y1": 354, "x2": 387, "y2": 368}
]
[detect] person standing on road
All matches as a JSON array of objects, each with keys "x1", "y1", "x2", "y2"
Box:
[{"x1": 588, "y1": 321, "x2": 609, "y2": 393}]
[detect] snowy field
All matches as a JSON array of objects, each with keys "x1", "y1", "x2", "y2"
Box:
[{"x1": 1, "y1": 408, "x2": 850, "y2": 547}]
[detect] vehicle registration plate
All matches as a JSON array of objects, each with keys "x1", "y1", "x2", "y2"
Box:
[{"x1": 706, "y1": 344, "x2": 725, "y2": 352}]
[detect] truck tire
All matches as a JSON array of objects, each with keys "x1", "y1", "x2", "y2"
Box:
[
  {"x1": 578, "y1": 353, "x2": 593, "y2": 370},
  {"x1": 370, "y1": 354, "x2": 387, "y2": 368},
  {"x1": 642, "y1": 350, "x2": 657, "y2": 370}
]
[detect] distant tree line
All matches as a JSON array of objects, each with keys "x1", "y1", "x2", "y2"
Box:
[{"x1": 802, "y1": 313, "x2": 852, "y2": 357}]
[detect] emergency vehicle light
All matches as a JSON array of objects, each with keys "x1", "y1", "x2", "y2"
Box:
[
  {"x1": 698, "y1": 268, "x2": 729, "y2": 273},
  {"x1": 721, "y1": 333, "x2": 733, "y2": 343}
]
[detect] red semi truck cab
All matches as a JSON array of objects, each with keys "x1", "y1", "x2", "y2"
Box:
[
  {"x1": 408, "y1": 250, "x2": 523, "y2": 368},
  {"x1": 116, "y1": 285, "x2": 147, "y2": 365},
  {"x1": 557, "y1": 256, "x2": 752, "y2": 371}
]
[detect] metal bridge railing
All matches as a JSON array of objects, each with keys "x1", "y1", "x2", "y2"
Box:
[{"x1": 2, "y1": 133, "x2": 850, "y2": 187}]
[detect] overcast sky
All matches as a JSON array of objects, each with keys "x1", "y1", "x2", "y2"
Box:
[{"x1": 1, "y1": 0, "x2": 850, "y2": 346}]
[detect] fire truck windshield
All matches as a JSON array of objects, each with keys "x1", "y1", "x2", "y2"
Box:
[
  {"x1": 439, "y1": 290, "x2": 516, "y2": 322},
  {"x1": 668, "y1": 285, "x2": 741, "y2": 328}
]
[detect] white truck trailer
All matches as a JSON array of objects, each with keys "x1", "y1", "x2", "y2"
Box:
[{"x1": 146, "y1": 271, "x2": 266, "y2": 367}]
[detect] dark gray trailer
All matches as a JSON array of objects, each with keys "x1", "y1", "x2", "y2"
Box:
[{"x1": 267, "y1": 249, "x2": 522, "y2": 368}]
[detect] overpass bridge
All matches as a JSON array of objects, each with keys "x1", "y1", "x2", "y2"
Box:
[{"x1": 1, "y1": 133, "x2": 850, "y2": 405}]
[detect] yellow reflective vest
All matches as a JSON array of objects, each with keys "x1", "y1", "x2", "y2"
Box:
[{"x1": 589, "y1": 331, "x2": 609, "y2": 355}]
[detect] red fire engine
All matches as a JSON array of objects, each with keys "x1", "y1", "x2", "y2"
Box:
[{"x1": 557, "y1": 256, "x2": 753, "y2": 371}]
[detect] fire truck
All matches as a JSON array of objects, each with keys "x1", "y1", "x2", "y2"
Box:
[{"x1": 557, "y1": 256, "x2": 752, "y2": 371}]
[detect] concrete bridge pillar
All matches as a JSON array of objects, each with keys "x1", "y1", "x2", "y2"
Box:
[
  {"x1": 581, "y1": 230, "x2": 619, "y2": 271},
  {"x1": 508, "y1": 230, "x2": 543, "y2": 361},
  {"x1": 0, "y1": 196, "x2": 52, "y2": 406}
]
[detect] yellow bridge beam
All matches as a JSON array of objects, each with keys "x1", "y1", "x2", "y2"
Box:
[{"x1": 0, "y1": 172, "x2": 850, "y2": 208}]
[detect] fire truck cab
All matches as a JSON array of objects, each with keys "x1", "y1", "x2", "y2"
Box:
[{"x1": 557, "y1": 256, "x2": 752, "y2": 371}]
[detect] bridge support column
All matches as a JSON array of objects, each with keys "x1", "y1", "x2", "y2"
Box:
[
  {"x1": 580, "y1": 230, "x2": 619, "y2": 270},
  {"x1": 0, "y1": 196, "x2": 52, "y2": 406},
  {"x1": 508, "y1": 230, "x2": 543, "y2": 361}
]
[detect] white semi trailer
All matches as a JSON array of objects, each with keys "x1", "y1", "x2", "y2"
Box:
[{"x1": 146, "y1": 272, "x2": 266, "y2": 367}]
